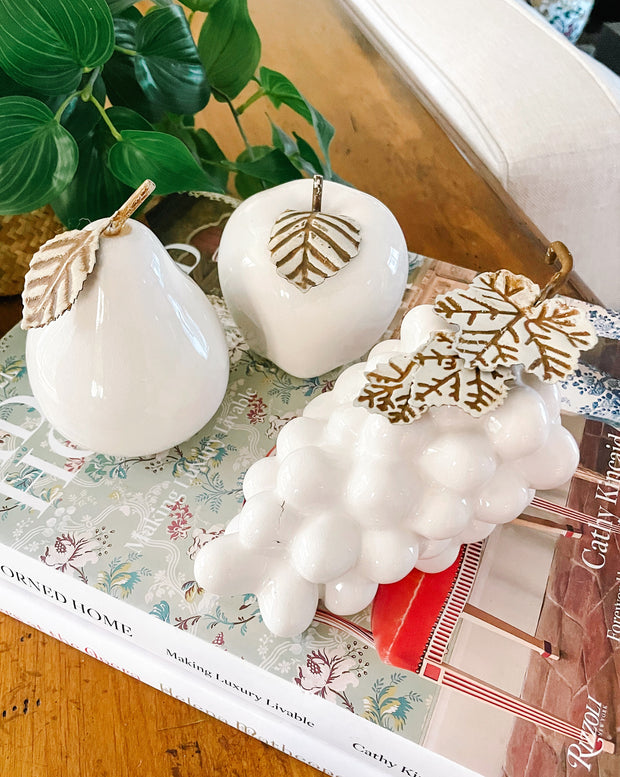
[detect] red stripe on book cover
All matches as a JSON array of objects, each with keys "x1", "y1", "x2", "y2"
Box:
[
  {"x1": 441, "y1": 668, "x2": 583, "y2": 738},
  {"x1": 371, "y1": 542, "x2": 483, "y2": 672},
  {"x1": 531, "y1": 496, "x2": 620, "y2": 533}
]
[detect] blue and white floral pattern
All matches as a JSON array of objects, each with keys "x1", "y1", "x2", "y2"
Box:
[
  {"x1": 558, "y1": 298, "x2": 620, "y2": 425},
  {"x1": 529, "y1": 0, "x2": 594, "y2": 43},
  {"x1": 560, "y1": 362, "x2": 620, "y2": 424}
]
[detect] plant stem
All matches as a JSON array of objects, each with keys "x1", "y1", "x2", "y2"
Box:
[
  {"x1": 214, "y1": 88, "x2": 254, "y2": 159},
  {"x1": 80, "y1": 67, "x2": 100, "y2": 102},
  {"x1": 53, "y1": 91, "x2": 81, "y2": 122},
  {"x1": 114, "y1": 44, "x2": 138, "y2": 56},
  {"x1": 88, "y1": 95, "x2": 122, "y2": 142},
  {"x1": 235, "y1": 87, "x2": 266, "y2": 116}
]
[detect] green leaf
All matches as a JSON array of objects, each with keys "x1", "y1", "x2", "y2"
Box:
[
  {"x1": 233, "y1": 145, "x2": 270, "y2": 199},
  {"x1": 0, "y1": 68, "x2": 71, "y2": 120},
  {"x1": 0, "y1": 0, "x2": 115, "y2": 95},
  {"x1": 181, "y1": 128, "x2": 228, "y2": 193},
  {"x1": 51, "y1": 107, "x2": 151, "y2": 228},
  {"x1": 229, "y1": 149, "x2": 302, "y2": 186},
  {"x1": 270, "y1": 121, "x2": 299, "y2": 158},
  {"x1": 0, "y1": 68, "x2": 53, "y2": 103},
  {"x1": 0, "y1": 96, "x2": 78, "y2": 214},
  {"x1": 269, "y1": 120, "x2": 323, "y2": 177},
  {"x1": 192, "y1": 129, "x2": 225, "y2": 164},
  {"x1": 260, "y1": 68, "x2": 311, "y2": 121},
  {"x1": 191, "y1": 129, "x2": 228, "y2": 192},
  {"x1": 104, "y1": 106, "x2": 153, "y2": 137},
  {"x1": 60, "y1": 75, "x2": 107, "y2": 143},
  {"x1": 180, "y1": 0, "x2": 218, "y2": 9},
  {"x1": 293, "y1": 133, "x2": 324, "y2": 175},
  {"x1": 198, "y1": 0, "x2": 261, "y2": 100},
  {"x1": 155, "y1": 115, "x2": 228, "y2": 192},
  {"x1": 105, "y1": 0, "x2": 136, "y2": 13},
  {"x1": 51, "y1": 137, "x2": 129, "y2": 229},
  {"x1": 103, "y1": 9, "x2": 164, "y2": 124},
  {"x1": 107, "y1": 130, "x2": 220, "y2": 195},
  {"x1": 134, "y1": 6, "x2": 210, "y2": 116},
  {"x1": 259, "y1": 66, "x2": 334, "y2": 176}
]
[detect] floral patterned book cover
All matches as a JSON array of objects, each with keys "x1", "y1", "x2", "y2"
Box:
[
  {"x1": 0, "y1": 201, "x2": 618, "y2": 777},
  {"x1": 0, "y1": 292, "x2": 448, "y2": 774}
]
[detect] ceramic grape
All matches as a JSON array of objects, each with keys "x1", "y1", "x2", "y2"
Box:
[{"x1": 194, "y1": 305, "x2": 579, "y2": 637}]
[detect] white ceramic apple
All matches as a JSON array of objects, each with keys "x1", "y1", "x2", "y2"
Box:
[
  {"x1": 25, "y1": 217, "x2": 230, "y2": 457},
  {"x1": 217, "y1": 177, "x2": 409, "y2": 378}
]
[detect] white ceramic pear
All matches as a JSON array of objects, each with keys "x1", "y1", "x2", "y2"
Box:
[
  {"x1": 217, "y1": 178, "x2": 409, "y2": 378},
  {"x1": 26, "y1": 218, "x2": 229, "y2": 457}
]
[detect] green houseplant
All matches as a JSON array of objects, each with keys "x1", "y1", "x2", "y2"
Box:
[{"x1": 0, "y1": 0, "x2": 338, "y2": 229}]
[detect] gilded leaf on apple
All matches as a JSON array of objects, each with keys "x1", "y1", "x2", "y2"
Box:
[{"x1": 268, "y1": 208, "x2": 361, "y2": 292}]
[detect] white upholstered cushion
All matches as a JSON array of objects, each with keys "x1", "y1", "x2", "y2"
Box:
[{"x1": 340, "y1": 0, "x2": 620, "y2": 306}]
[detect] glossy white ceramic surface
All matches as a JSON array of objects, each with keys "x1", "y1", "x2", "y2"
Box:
[
  {"x1": 217, "y1": 179, "x2": 409, "y2": 378},
  {"x1": 26, "y1": 219, "x2": 229, "y2": 457},
  {"x1": 195, "y1": 305, "x2": 580, "y2": 637}
]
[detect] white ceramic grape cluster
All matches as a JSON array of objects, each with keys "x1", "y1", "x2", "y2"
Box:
[{"x1": 194, "y1": 305, "x2": 580, "y2": 637}]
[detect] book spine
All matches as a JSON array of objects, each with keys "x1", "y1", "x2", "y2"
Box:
[
  {"x1": 0, "y1": 574, "x2": 380, "y2": 777},
  {"x1": 0, "y1": 543, "x2": 477, "y2": 777}
]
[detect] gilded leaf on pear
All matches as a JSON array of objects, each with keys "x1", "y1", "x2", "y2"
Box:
[
  {"x1": 21, "y1": 224, "x2": 106, "y2": 329},
  {"x1": 268, "y1": 208, "x2": 361, "y2": 292}
]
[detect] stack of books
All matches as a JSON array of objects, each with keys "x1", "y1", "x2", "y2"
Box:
[{"x1": 1, "y1": 206, "x2": 617, "y2": 776}]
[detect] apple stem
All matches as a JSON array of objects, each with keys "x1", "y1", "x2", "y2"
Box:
[
  {"x1": 312, "y1": 174, "x2": 323, "y2": 212},
  {"x1": 104, "y1": 179, "x2": 156, "y2": 236}
]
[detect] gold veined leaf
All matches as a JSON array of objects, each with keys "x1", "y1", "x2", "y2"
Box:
[
  {"x1": 357, "y1": 354, "x2": 419, "y2": 423},
  {"x1": 356, "y1": 331, "x2": 511, "y2": 423},
  {"x1": 433, "y1": 270, "x2": 597, "y2": 382},
  {"x1": 518, "y1": 298, "x2": 599, "y2": 382},
  {"x1": 268, "y1": 208, "x2": 361, "y2": 292},
  {"x1": 409, "y1": 331, "x2": 510, "y2": 416},
  {"x1": 21, "y1": 180, "x2": 155, "y2": 330},
  {"x1": 21, "y1": 223, "x2": 106, "y2": 329}
]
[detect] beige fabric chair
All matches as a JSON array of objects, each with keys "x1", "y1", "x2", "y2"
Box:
[{"x1": 340, "y1": 0, "x2": 620, "y2": 306}]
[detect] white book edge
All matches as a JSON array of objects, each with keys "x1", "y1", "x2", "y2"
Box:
[
  {"x1": 0, "y1": 542, "x2": 480, "y2": 777},
  {"x1": 0, "y1": 574, "x2": 381, "y2": 777}
]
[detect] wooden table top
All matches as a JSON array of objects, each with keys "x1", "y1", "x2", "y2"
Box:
[{"x1": 0, "y1": 1, "x2": 587, "y2": 775}]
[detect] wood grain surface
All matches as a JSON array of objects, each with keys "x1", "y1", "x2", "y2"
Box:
[
  {"x1": 0, "y1": 1, "x2": 587, "y2": 775},
  {"x1": 0, "y1": 612, "x2": 320, "y2": 777}
]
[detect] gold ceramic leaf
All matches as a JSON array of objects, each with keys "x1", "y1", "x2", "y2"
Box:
[
  {"x1": 21, "y1": 181, "x2": 156, "y2": 330},
  {"x1": 409, "y1": 331, "x2": 510, "y2": 416},
  {"x1": 356, "y1": 331, "x2": 510, "y2": 423},
  {"x1": 433, "y1": 270, "x2": 598, "y2": 382},
  {"x1": 268, "y1": 209, "x2": 361, "y2": 292},
  {"x1": 357, "y1": 354, "x2": 419, "y2": 423},
  {"x1": 21, "y1": 223, "x2": 106, "y2": 329}
]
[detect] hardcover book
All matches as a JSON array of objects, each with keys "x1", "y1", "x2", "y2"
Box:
[{"x1": 0, "y1": 214, "x2": 618, "y2": 777}]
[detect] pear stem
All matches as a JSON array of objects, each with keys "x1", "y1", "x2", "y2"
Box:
[{"x1": 104, "y1": 180, "x2": 156, "y2": 236}]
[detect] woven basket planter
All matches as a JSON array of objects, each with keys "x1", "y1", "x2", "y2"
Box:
[{"x1": 0, "y1": 206, "x2": 64, "y2": 297}]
